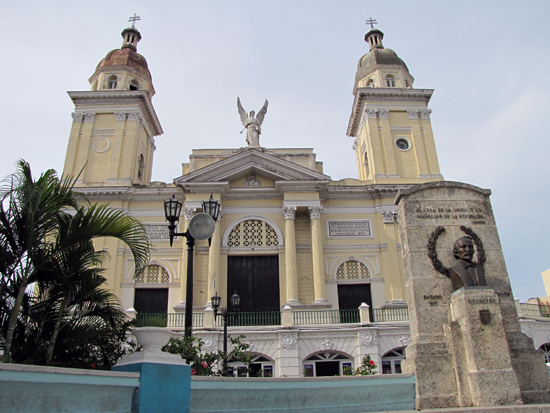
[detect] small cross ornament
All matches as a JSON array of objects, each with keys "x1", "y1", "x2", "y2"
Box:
[
  {"x1": 365, "y1": 17, "x2": 378, "y2": 29},
  {"x1": 128, "y1": 13, "x2": 141, "y2": 28}
]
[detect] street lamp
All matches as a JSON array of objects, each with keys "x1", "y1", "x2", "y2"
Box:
[
  {"x1": 211, "y1": 291, "x2": 240, "y2": 375},
  {"x1": 164, "y1": 193, "x2": 221, "y2": 337}
]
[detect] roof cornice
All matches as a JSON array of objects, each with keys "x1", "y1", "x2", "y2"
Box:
[
  {"x1": 67, "y1": 90, "x2": 163, "y2": 136},
  {"x1": 347, "y1": 88, "x2": 433, "y2": 137}
]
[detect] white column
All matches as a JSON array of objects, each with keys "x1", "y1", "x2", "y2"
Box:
[
  {"x1": 283, "y1": 206, "x2": 300, "y2": 306},
  {"x1": 206, "y1": 213, "x2": 222, "y2": 306},
  {"x1": 173, "y1": 207, "x2": 195, "y2": 312},
  {"x1": 308, "y1": 206, "x2": 328, "y2": 305}
]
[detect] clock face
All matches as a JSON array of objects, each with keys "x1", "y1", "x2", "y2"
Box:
[{"x1": 396, "y1": 139, "x2": 410, "y2": 150}]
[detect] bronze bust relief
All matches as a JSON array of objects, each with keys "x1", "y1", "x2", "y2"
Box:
[
  {"x1": 448, "y1": 236, "x2": 486, "y2": 291},
  {"x1": 427, "y1": 226, "x2": 488, "y2": 292}
]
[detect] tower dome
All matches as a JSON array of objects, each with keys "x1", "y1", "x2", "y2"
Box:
[
  {"x1": 353, "y1": 27, "x2": 414, "y2": 94},
  {"x1": 88, "y1": 26, "x2": 156, "y2": 96}
]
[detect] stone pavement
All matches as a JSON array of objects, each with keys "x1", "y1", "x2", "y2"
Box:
[{"x1": 367, "y1": 404, "x2": 550, "y2": 413}]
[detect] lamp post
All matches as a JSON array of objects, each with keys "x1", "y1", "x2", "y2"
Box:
[
  {"x1": 211, "y1": 291, "x2": 240, "y2": 375},
  {"x1": 164, "y1": 193, "x2": 221, "y2": 337}
]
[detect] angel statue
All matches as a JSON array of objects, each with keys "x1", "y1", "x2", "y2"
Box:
[{"x1": 237, "y1": 97, "x2": 268, "y2": 147}]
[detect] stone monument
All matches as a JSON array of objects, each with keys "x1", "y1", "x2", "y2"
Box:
[{"x1": 396, "y1": 181, "x2": 550, "y2": 409}]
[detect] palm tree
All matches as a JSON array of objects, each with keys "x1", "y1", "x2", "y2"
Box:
[{"x1": 0, "y1": 160, "x2": 150, "y2": 364}]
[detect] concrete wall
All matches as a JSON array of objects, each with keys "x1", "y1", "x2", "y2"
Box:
[
  {"x1": 190, "y1": 373, "x2": 415, "y2": 413},
  {"x1": 0, "y1": 363, "x2": 139, "y2": 413}
]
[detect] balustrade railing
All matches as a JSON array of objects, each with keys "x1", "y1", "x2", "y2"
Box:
[
  {"x1": 135, "y1": 312, "x2": 203, "y2": 328},
  {"x1": 520, "y1": 303, "x2": 550, "y2": 318},
  {"x1": 134, "y1": 307, "x2": 410, "y2": 328},
  {"x1": 371, "y1": 307, "x2": 409, "y2": 322},
  {"x1": 293, "y1": 309, "x2": 359, "y2": 325},
  {"x1": 215, "y1": 311, "x2": 281, "y2": 327}
]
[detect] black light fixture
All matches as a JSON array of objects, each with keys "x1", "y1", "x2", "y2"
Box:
[
  {"x1": 164, "y1": 194, "x2": 183, "y2": 247},
  {"x1": 231, "y1": 291, "x2": 241, "y2": 309},
  {"x1": 163, "y1": 193, "x2": 220, "y2": 337},
  {"x1": 201, "y1": 193, "x2": 221, "y2": 223},
  {"x1": 211, "y1": 292, "x2": 221, "y2": 312},
  {"x1": 211, "y1": 291, "x2": 241, "y2": 375}
]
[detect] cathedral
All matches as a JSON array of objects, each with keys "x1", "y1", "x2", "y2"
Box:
[{"x1": 61, "y1": 22, "x2": 548, "y2": 378}]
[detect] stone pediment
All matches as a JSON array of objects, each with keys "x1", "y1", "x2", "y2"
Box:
[{"x1": 174, "y1": 148, "x2": 330, "y2": 193}]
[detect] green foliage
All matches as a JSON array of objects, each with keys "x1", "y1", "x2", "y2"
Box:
[
  {"x1": 0, "y1": 160, "x2": 150, "y2": 366},
  {"x1": 163, "y1": 334, "x2": 252, "y2": 376},
  {"x1": 137, "y1": 315, "x2": 168, "y2": 328}
]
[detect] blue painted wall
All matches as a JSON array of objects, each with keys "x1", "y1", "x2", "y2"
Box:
[
  {"x1": 0, "y1": 364, "x2": 139, "y2": 413},
  {"x1": 190, "y1": 374, "x2": 415, "y2": 413},
  {"x1": 114, "y1": 362, "x2": 191, "y2": 413}
]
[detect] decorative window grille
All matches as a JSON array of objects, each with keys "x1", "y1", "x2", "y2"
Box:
[
  {"x1": 336, "y1": 260, "x2": 370, "y2": 280},
  {"x1": 227, "y1": 220, "x2": 278, "y2": 247},
  {"x1": 135, "y1": 264, "x2": 170, "y2": 283}
]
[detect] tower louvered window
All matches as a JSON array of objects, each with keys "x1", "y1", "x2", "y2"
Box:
[
  {"x1": 135, "y1": 264, "x2": 170, "y2": 283},
  {"x1": 227, "y1": 220, "x2": 278, "y2": 247},
  {"x1": 336, "y1": 260, "x2": 370, "y2": 280}
]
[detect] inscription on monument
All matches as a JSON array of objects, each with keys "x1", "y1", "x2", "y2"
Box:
[
  {"x1": 327, "y1": 221, "x2": 371, "y2": 237},
  {"x1": 413, "y1": 202, "x2": 486, "y2": 224},
  {"x1": 424, "y1": 294, "x2": 443, "y2": 306},
  {"x1": 144, "y1": 224, "x2": 170, "y2": 240}
]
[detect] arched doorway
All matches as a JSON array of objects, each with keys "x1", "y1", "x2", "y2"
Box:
[
  {"x1": 303, "y1": 352, "x2": 353, "y2": 377},
  {"x1": 226, "y1": 219, "x2": 280, "y2": 315},
  {"x1": 231, "y1": 354, "x2": 274, "y2": 377},
  {"x1": 134, "y1": 264, "x2": 170, "y2": 314},
  {"x1": 336, "y1": 260, "x2": 373, "y2": 321}
]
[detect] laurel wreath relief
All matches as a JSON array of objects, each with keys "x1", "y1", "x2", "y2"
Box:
[{"x1": 427, "y1": 225, "x2": 486, "y2": 278}]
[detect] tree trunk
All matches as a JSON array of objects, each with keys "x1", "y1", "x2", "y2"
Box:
[
  {"x1": 1, "y1": 278, "x2": 28, "y2": 363},
  {"x1": 46, "y1": 299, "x2": 66, "y2": 365}
]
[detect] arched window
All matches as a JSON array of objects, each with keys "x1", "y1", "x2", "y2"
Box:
[
  {"x1": 405, "y1": 79, "x2": 410, "y2": 88},
  {"x1": 303, "y1": 352, "x2": 353, "y2": 377},
  {"x1": 108, "y1": 75, "x2": 118, "y2": 89},
  {"x1": 231, "y1": 354, "x2": 274, "y2": 377},
  {"x1": 130, "y1": 79, "x2": 139, "y2": 90},
  {"x1": 336, "y1": 260, "x2": 370, "y2": 280},
  {"x1": 385, "y1": 75, "x2": 396, "y2": 88},
  {"x1": 137, "y1": 154, "x2": 145, "y2": 181},
  {"x1": 366, "y1": 78, "x2": 375, "y2": 88},
  {"x1": 227, "y1": 220, "x2": 278, "y2": 247},
  {"x1": 381, "y1": 348, "x2": 405, "y2": 374},
  {"x1": 539, "y1": 344, "x2": 550, "y2": 363}
]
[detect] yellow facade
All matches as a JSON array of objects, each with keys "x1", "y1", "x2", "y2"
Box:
[{"x1": 63, "y1": 25, "x2": 442, "y2": 320}]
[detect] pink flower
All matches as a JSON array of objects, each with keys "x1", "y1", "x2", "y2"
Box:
[
  {"x1": 202, "y1": 362, "x2": 207, "y2": 368},
  {"x1": 191, "y1": 368, "x2": 197, "y2": 375},
  {"x1": 369, "y1": 360, "x2": 375, "y2": 366}
]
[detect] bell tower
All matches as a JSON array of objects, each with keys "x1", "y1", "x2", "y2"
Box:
[
  {"x1": 347, "y1": 19, "x2": 442, "y2": 184},
  {"x1": 63, "y1": 19, "x2": 163, "y2": 186}
]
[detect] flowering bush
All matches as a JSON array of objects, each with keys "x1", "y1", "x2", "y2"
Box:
[
  {"x1": 162, "y1": 334, "x2": 252, "y2": 376},
  {"x1": 345, "y1": 354, "x2": 378, "y2": 376}
]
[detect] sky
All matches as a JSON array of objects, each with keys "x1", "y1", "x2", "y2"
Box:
[{"x1": 1, "y1": 1, "x2": 549, "y2": 301}]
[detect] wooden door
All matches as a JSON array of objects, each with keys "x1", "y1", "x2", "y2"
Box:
[
  {"x1": 134, "y1": 288, "x2": 169, "y2": 314},
  {"x1": 337, "y1": 284, "x2": 372, "y2": 322},
  {"x1": 227, "y1": 256, "x2": 279, "y2": 312}
]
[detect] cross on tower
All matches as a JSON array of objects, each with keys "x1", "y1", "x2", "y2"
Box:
[
  {"x1": 365, "y1": 17, "x2": 378, "y2": 29},
  {"x1": 128, "y1": 13, "x2": 141, "y2": 28}
]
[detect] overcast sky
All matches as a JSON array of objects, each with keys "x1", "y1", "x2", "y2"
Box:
[{"x1": 1, "y1": 1, "x2": 549, "y2": 301}]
